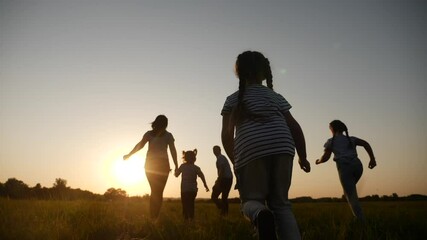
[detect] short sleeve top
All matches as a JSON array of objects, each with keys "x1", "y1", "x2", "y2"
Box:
[
  {"x1": 324, "y1": 135, "x2": 359, "y2": 162},
  {"x1": 221, "y1": 85, "x2": 295, "y2": 169},
  {"x1": 143, "y1": 130, "x2": 174, "y2": 171},
  {"x1": 176, "y1": 163, "x2": 203, "y2": 192},
  {"x1": 216, "y1": 154, "x2": 233, "y2": 179}
]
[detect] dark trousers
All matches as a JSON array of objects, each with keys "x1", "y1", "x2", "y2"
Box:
[
  {"x1": 211, "y1": 178, "x2": 233, "y2": 215},
  {"x1": 146, "y1": 171, "x2": 169, "y2": 220},
  {"x1": 181, "y1": 191, "x2": 197, "y2": 220}
]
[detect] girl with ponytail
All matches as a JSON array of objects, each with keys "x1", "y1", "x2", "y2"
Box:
[
  {"x1": 316, "y1": 120, "x2": 377, "y2": 221},
  {"x1": 221, "y1": 51, "x2": 311, "y2": 240}
]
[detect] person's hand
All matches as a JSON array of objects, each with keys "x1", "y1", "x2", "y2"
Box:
[
  {"x1": 299, "y1": 158, "x2": 311, "y2": 173},
  {"x1": 368, "y1": 159, "x2": 377, "y2": 169},
  {"x1": 123, "y1": 154, "x2": 130, "y2": 161},
  {"x1": 315, "y1": 159, "x2": 322, "y2": 165}
]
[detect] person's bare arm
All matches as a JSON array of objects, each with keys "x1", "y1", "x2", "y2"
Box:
[
  {"x1": 123, "y1": 138, "x2": 148, "y2": 160},
  {"x1": 284, "y1": 111, "x2": 311, "y2": 173},
  {"x1": 221, "y1": 114, "x2": 235, "y2": 164},
  {"x1": 199, "y1": 171, "x2": 209, "y2": 192},
  {"x1": 174, "y1": 166, "x2": 181, "y2": 177},
  {"x1": 316, "y1": 148, "x2": 332, "y2": 164},
  {"x1": 169, "y1": 141, "x2": 178, "y2": 170},
  {"x1": 354, "y1": 138, "x2": 377, "y2": 169}
]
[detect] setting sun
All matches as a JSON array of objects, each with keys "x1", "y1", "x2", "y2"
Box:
[{"x1": 112, "y1": 156, "x2": 145, "y2": 186}]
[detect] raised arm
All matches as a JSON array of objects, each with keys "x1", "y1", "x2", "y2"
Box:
[
  {"x1": 354, "y1": 138, "x2": 377, "y2": 169},
  {"x1": 123, "y1": 138, "x2": 148, "y2": 160},
  {"x1": 316, "y1": 148, "x2": 332, "y2": 165},
  {"x1": 221, "y1": 114, "x2": 235, "y2": 164},
  {"x1": 284, "y1": 111, "x2": 311, "y2": 173}
]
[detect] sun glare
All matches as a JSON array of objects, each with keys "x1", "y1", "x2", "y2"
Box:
[{"x1": 113, "y1": 156, "x2": 145, "y2": 186}]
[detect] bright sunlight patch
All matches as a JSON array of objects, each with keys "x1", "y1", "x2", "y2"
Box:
[{"x1": 113, "y1": 156, "x2": 145, "y2": 185}]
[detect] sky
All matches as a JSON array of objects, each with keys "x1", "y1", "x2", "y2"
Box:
[{"x1": 1, "y1": 0, "x2": 426, "y2": 199}]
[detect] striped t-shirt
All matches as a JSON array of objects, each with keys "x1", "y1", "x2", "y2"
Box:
[{"x1": 221, "y1": 84, "x2": 295, "y2": 169}]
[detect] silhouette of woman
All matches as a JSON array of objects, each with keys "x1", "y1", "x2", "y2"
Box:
[{"x1": 124, "y1": 115, "x2": 178, "y2": 220}]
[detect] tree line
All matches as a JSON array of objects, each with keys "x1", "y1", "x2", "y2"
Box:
[
  {"x1": 290, "y1": 193, "x2": 427, "y2": 203},
  {"x1": 0, "y1": 178, "x2": 130, "y2": 201},
  {"x1": 1, "y1": 177, "x2": 426, "y2": 202}
]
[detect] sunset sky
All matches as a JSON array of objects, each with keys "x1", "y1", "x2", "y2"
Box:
[{"x1": 1, "y1": 0, "x2": 426, "y2": 199}]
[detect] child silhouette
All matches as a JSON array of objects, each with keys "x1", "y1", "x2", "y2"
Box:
[
  {"x1": 316, "y1": 120, "x2": 377, "y2": 221},
  {"x1": 221, "y1": 51, "x2": 311, "y2": 240},
  {"x1": 174, "y1": 149, "x2": 209, "y2": 220}
]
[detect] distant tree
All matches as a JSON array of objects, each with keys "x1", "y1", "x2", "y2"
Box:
[
  {"x1": 392, "y1": 193, "x2": 399, "y2": 199},
  {"x1": 317, "y1": 197, "x2": 335, "y2": 202},
  {"x1": 142, "y1": 193, "x2": 150, "y2": 200},
  {"x1": 104, "y1": 188, "x2": 127, "y2": 200},
  {"x1": 4, "y1": 178, "x2": 30, "y2": 198},
  {"x1": 1, "y1": 178, "x2": 105, "y2": 200},
  {"x1": 53, "y1": 178, "x2": 67, "y2": 189},
  {"x1": 381, "y1": 195, "x2": 391, "y2": 201},
  {"x1": 31, "y1": 183, "x2": 42, "y2": 198},
  {"x1": 363, "y1": 194, "x2": 380, "y2": 201},
  {"x1": 52, "y1": 178, "x2": 69, "y2": 200},
  {"x1": 405, "y1": 194, "x2": 427, "y2": 201},
  {"x1": 0, "y1": 182, "x2": 5, "y2": 196},
  {"x1": 292, "y1": 196, "x2": 314, "y2": 203}
]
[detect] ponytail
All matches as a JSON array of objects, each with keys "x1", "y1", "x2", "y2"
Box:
[
  {"x1": 329, "y1": 120, "x2": 353, "y2": 149},
  {"x1": 265, "y1": 58, "x2": 273, "y2": 90},
  {"x1": 344, "y1": 129, "x2": 354, "y2": 148},
  {"x1": 232, "y1": 51, "x2": 274, "y2": 125}
]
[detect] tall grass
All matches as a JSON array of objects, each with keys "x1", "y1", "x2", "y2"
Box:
[
  {"x1": 296, "y1": 201, "x2": 427, "y2": 240},
  {"x1": 0, "y1": 198, "x2": 426, "y2": 240}
]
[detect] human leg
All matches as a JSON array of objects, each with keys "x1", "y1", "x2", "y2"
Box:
[
  {"x1": 353, "y1": 159, "x2": 363, "y2": 184},
  {"x1": 267, "y1": 154, "x2": 301, "y2": 240},
  {"x1": 181, "y1": 191, "x2": 197, "y2": 220},
  {"x1": 146, "y1": 171, "x2": 169, "y2": 220},
  {"x1": 181, "y1": 192, "x2": 190, "y2": 220},
  {"x1": 221, "y1": 178, "x2": 233, "y2": 215},
  {"x1": 236, "y1": 157, "x2": 269, "y2": 222},
  {"x1": 237, "y1": 157, "x2": 277, "y2": 240},
  {"x1": 211, "y1": 180, "x2": 223, "y2": 211},
  {"x1": 337, "y1": 161, "x2": 364, "y2": 220},
  {"x1": 189, "y1": 191, "x2": 196, "y2": 219}
]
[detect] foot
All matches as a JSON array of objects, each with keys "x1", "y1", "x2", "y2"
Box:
[{"x1": 256, "y1": 209, "x2": 277, "y2": 240}]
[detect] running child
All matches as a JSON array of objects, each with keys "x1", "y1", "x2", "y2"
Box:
[
  {"x1": 174, "y1": 149, "x2": 209, "y2": 220},
  {"x1": 316, "y1": 120, "x2": 377, "y2": 221},
  {"x1": 221, "y1": 50, "x2": 311, "y2": 240}
]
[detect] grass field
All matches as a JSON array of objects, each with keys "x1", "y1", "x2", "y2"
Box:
[{"x1": 1, "y1": 198, "x2": 426, "y2": 240}]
